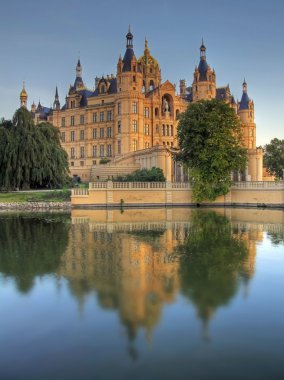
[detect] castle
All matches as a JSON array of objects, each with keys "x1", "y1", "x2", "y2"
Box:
[{"x1": 19, "y1": 28, "x2": 263, "y2": 182}]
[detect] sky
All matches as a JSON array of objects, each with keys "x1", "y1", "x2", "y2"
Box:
[{"x1": 0, "y1": 0, "x2": 283, "y2": 146}]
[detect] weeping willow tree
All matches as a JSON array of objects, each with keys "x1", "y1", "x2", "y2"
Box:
[{"x1": 0, "y1": 108, "x2": 69, "y2": 190}]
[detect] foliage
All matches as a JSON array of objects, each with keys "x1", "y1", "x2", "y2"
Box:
[
  {"x1": 114, "y1": 167, "x2": 166, "y2": 182},
  {"x1": 99, "y1": 158, "x2": 111, "y2": 164},
  {"x1": 0, "y1": 214, "x2": 70, "y2": 293},
  {"x1": 0, "y1": 108, "x2": 69, "y2": 190},
  {"x1": 0, "y1": 189, "x2": 71, "y2": 203},
  {"x1": 264, "y1": 138, "x2": 284, "y2": 179},
  {"x1": 177, "y1": 99, "x2": 247, "y2": 201},
  {"x1": 175, "y1": 210, "x2": 249, "y2": 322}
]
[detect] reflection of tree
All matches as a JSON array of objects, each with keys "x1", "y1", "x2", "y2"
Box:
[
  {"x1": 0, "y1": 213, "x2": 70, "y2": 293},
  {"x1": 267, "y1": 230, "x2": 284, "y2": 246},
  {"x1": 176, "y1": 211, "x2": 249, "y2": 332}
]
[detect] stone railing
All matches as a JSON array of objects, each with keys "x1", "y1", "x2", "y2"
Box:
[
  {"x1": 72, "y1": 188, "x2": 89, "y2": 196},
  {"x1": 232, "y1": 181, "x2": 284, "y2": 189},
  {"x1": 86, "y1": 181, "x2": 191, "y2": 190}
]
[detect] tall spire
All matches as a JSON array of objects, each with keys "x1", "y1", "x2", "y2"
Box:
[
  {"x1": 74, "y1": 59, "x2": 84, "y2": 89},
  {"x1": 243, "y1": 78, "x2": 247, "y2": 93},
  {"x1": 126, "y1": 25, "x2": 133, "y2": 48},
  {"x1": 53, "y1": 86, "x2": 60, "y2": 110},
  {"x1": 122, "y1": 26, "x2": 135, "y2": 72},
  {"x1": 76, "y1": 59, "x2": 82, "y2": 78},
  {"x1": 144, "y1": 37, "x2": 150, "y2": 56},
  {"x1": 197, "y1": 39, "x2": 209, "y2": 81},
  {"x1": 200, "y1": 38, "x2": 206, "y2": 59}
]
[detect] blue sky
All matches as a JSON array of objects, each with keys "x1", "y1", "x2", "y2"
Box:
[{"x1": 0, "y1": 0, "x2": 283, "y2": 145}]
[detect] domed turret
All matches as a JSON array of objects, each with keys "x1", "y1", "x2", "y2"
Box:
[
  {"x1": 20, "y1": 82, "x2": 28, "y2": 108},
  {"x1": 138, "y1": 38, "x2": 161, "y2": 92}
]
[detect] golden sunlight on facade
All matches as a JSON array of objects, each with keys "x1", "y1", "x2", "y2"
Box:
[{"x1": 20, "y1": 28, "x2": 263, "y2": 181}]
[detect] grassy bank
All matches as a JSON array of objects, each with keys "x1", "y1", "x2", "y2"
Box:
[{"x1": 0, "y1": 189, "x2": 71, "y2": 203}]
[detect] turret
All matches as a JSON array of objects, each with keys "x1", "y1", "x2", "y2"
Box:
[
  {"x1": 116, "y1": 26, "x2": 143, "y2": 92},
  {"x1": 74, "y1": 59, "x2": 85, "y2": 90},
  {"x1": 179, "y1": 79, "x2": 186, "y2": 97},
  {"x1": 115, "y1": 27, "x2": 143, "y2": 157},
  {"x1": 192, "y1": 39, "x2": 216, "y2": 101},
  {"x1": 237, "y1": 79, "x2": 254, "y2": 124},
  {"x1": 20, "y1": 82, "x2": 28, "y2": 108},
  {"x1": 53, "y1": 86, "x2": 60, "y2": 110},
  {"x1": 138, "y1": 38, "x2": 161, "y2": 92},
  {"x1": 31, "y1": 101, "x2": 36, "y2": 113}
]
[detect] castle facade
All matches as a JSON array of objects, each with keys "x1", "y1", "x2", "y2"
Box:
[{"x1": 20, "y1": 28, "x2": 263, "y2": 181}]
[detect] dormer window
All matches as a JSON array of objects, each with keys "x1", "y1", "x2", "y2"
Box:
[
  {"x1": 100, "y1": 85, "x2": 105, "y2": 93},
  {"x1": 133, "y1": 65, "x2": 136, "y2": 72}
]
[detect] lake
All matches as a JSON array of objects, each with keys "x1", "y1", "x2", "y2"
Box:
[{"x1": 0, "y1": 208, "x2": 283, "y2": 380}]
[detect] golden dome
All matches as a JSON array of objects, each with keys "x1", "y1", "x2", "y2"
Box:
[
  {"x1": 20, "y1": 83, "x2": 28, "y2": 98},
  {"x1": 138, "y1": 39, "x2": 159, "y2": 69}
]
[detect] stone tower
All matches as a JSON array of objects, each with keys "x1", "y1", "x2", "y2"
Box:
[
  {"x1": 192, "y1": 40, "x2": 216, "y2": 101},
  {"x1": 237, "y1": 80, "x2": 263, "y2": 181},
  {"x1": 115, "y1": 26, "x2": 144, "y2": 155}
]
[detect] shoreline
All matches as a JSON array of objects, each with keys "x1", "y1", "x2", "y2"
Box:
[{"x1": 0, "y1": 201, "x2": 72, "y2": 210}]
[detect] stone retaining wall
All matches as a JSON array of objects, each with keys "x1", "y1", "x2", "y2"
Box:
[
  {"x1": 71, "y1": 181, "x2": 284, "y2": 209},
  {"x1": 0, "y1": 202, "x2": 71, "y2": 210}
]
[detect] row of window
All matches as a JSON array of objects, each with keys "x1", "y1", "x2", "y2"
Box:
[
  {"x1": 61, "y1": 111, "x2": 113, "y2": 127},
  {"x1": 69, "y1": 140, "x2": 155, "y2": 159},
  {"x1": 70, "y1": 144, "x2": 112, "y2": 159},
  {"x1": 61, "y1": 106, "x2": 172, "y2": 128},
  {"x1": 61, "y1": 127, "x2": 113, "y2": 142},
  {"x1": 61, "y1": 124, "x2": 174, "y2": 142},
  {"x1": 162, "y1": 125, "x2": 174, "y2": 136},
  {"x1": 61, "y1": 104, "x2": 179, "y2": 127}
]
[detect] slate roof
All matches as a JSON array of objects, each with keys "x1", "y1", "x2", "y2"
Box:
[
  {"x1": 216, "y1": 87, "x2": 230, "y2": 100},
  {"x1": 198, "y1": 59, "x2": 208, "y2": 81},
  {"x1": 239, "y1": 92, "x2": 250, "y2": 110},
  {"x1": 36, "y1": 105, "x2": 52, "y2": 120},
  {"x1": 90, "y1": 78, "x2": 117, "y2": 97}
]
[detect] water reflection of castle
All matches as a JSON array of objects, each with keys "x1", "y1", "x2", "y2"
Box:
[{"x1": 58, "y1": 208, "x2": 272, "y2": 340}]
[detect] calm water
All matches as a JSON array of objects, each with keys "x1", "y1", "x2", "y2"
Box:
[{"x1": 0, "y1": 208, "x2": 283, "y2": 380}]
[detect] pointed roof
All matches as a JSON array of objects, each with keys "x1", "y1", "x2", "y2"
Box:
[
  {"x1": 198, "y1": 39, "x2": 208, "y2": 81},
  {"x1": 74, "y1": 59, "x2": 84, "y2": 89},
  {"x1": 239, "y1": 79, "x2": 250, "y2": 110},
  {"x1": 122, "y1": 26, "x2": 136, "y2": 72}
]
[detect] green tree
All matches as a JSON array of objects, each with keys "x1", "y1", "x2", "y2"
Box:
[
  {"x1": 177, "y1": 99, "x2": 247, "y2": 201},
  {"x1": 114, "y1": 167, "x2": 166, "y2": 182},
  {"x1": 0, "y1": 108, "x2": 69, "y2": 190},
  {"x1": 264, "y1": 138, "x2": 284, "y2": 179}
]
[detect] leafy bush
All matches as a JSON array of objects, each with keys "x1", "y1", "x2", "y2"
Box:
[{"x1": 113, "y1": 167, "x2": 166, "y2": 182}]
